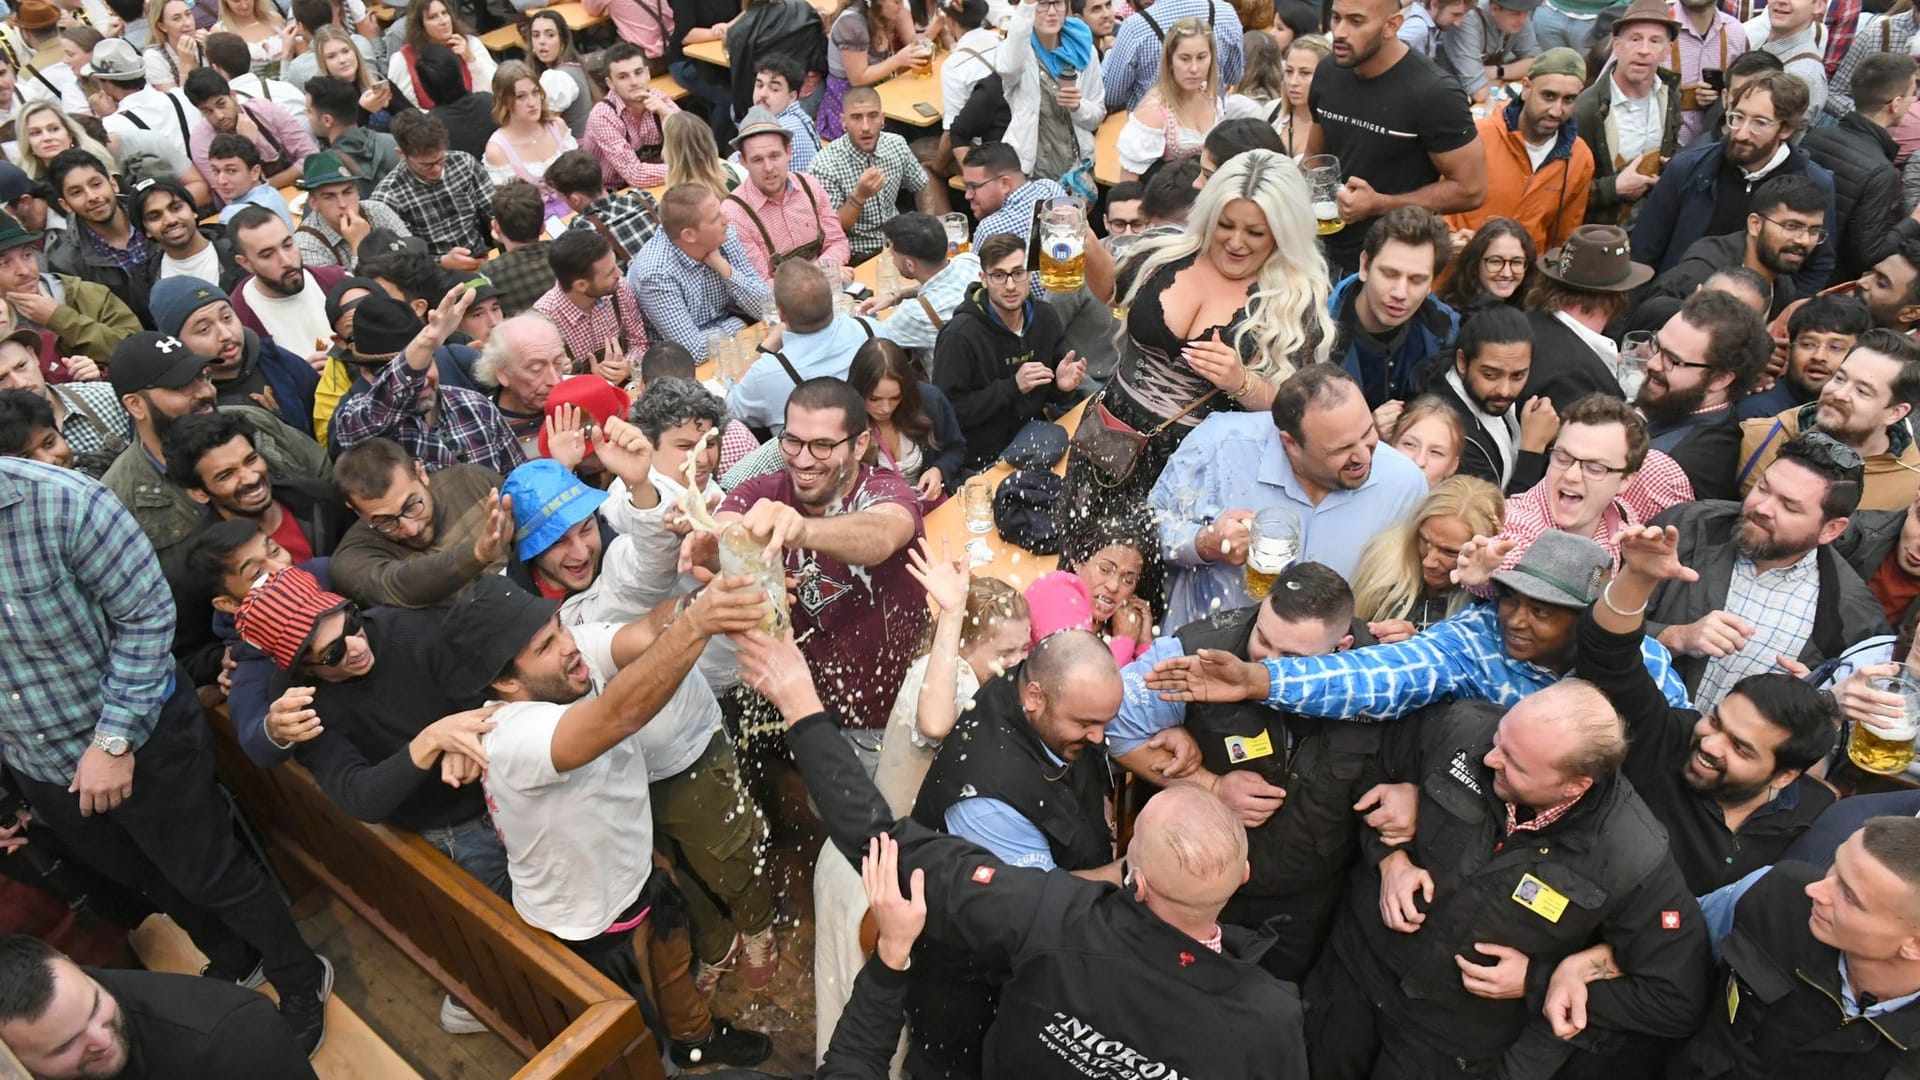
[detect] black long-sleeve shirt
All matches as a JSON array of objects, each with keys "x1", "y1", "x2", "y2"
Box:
[{"x1": 94, "y1": 967, "x2": 320, "y2": 1079}]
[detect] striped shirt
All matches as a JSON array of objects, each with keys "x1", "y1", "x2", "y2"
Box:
[{"x1": 0, "y1": 458, "x2": 177, "y2": 783}]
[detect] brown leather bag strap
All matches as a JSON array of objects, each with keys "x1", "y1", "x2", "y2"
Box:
[
  {"x1": 725, "y1": 193, "x2": 781, "y2": 263},
  {"x1": 1147, "y1": 389, "x2": 1223, "y2": 436},
  {"x1": 916, "y1": 294, "x2": 944, "y2": 329},
  {"x1": 583, "y1": 213, "x2": 630, "y2": 267},
  {"x1": 794, "y1": 173, "x2": 826, "y2": 247}
]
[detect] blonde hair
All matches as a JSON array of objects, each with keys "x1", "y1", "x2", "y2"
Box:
[
  {"x1": 1287, "y1": 34, "x2": 1332, "y2": 64},
  {"x1": 917, "y1": 577, "x2": 1031, "y2": 656},
  {"x1": 1151, "y1": 17, "x2": 1219, "y2": 120},
  {"x1": 663, "y1": 111, "x2": 732, "y2": 199},
  {"x1": 1389, "y1": 395, "x2": 1467, "y2": 457},
  {"x1": 16, "y1": 102, "x2": 115, "y2": 181},
  {"x1": 1348, "y1": 475, "x2": 1505, "y2": 624},
  {"x1": 490, "y1": 60, "x2": 557, "y2": 128},
  {"x1": 1120, "y1": 149, "x2": 1334, "y2": 378},
  {"x1": 219, "y1": 0, "x2": 267, "y2": 29},
  {"x1": 312, "y1": 25, "x2": 373, "y2": 90}
]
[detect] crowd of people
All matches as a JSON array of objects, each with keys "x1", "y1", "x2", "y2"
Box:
[{"x1": 2, "y1": 0, "x2": 1920, "y2": 1076}]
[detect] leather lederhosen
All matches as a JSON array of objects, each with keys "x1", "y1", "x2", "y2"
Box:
[{"x1": 726, "y1": 173, "x2": 827, "y2": 271}]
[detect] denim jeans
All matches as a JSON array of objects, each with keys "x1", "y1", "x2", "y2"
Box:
[{"x1": 419, "y1": 812, "x2": 512, "y2": 902}]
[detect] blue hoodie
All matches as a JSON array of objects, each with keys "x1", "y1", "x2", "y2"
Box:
[{"x1": 1327, "y1": 273, "x2": 1460, "y2": 409}]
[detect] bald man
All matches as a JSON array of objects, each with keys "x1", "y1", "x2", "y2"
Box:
[
  {"x1": 1301, "y1": 685, "x2": 1712, "y2": 1080},
  {"x1": 736, "y1": 630, "x2": 1309, "y2": 1079},
  {"x1": 474, "y1": 315, "x2": 572, "y2": 459}
]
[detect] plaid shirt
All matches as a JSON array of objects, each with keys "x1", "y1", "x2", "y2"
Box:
[
  {"x1": 720, "y1": 173, "x2": 852, "y2": 282},
  {"x1": 79, "y1": 219, "x2": 150, "y2": 274},
  {"x1": 49, "y1": 381, "x2": 131, "y2": 458},
  {"x1": 567, "y1": 191, "x2": 662, "y2": 270},
  {"x1": 369, "y1": 151, "x2": 492, "y2": 257},
  {"x1": 1489, "y1": 450, "x2": 1694, "y2": 579},
  {"x1": 1505, "y1": 793, "x2": 1584, "y2": 836},
  {"x1": 581, "y1": 94, "x2": 675, "y2": 191},
  {"x1": 1695, "y1": 550, "x2": 1821, "y2": 710},
  {"x1": 1256, "y1": 604, "x2": 1692, "y2": 721},
  {"x1": 775, "y1": 100, "x2": 823, "y2": 173},
  {"x1": 1103, "y1": 0, "x2": 1245, "y2": 109},
  {"x1": 627, "y1": 228, "x2": 773, "y2": 358},
  {"x1": 330, "y1": 356, "x2": 527, "y2": 476},
  {"x1": 487, "y1": 242, "x2": 556, "y2": 318},
  {"x1": 877, "y1": 251, "x2": 979, "y2": 352},
  {"x1": 973, "y1": 177, "x2": 1066, "y2": 292},
  {"x1": 292, "y1": 199, "x2": 410, "y2": 271},
  {"x1": 532, "y1": 282, "x2": 651, "y2": 367},
  {"x1": 1825, "y1": 8, "x2": 1914, "y2": 118},
  {"x1": 1722, "y1": 0, "x2": 1857, "y2": 74},
  {"x1": 0, "y1": 458, "x2": 176, "y2": 784},
  {"x1": 808, "y1": 131, "x2": 929, "y2": 261}
]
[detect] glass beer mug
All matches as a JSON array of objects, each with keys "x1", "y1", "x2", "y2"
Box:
[
  {"x1": 1243, "y1": 507, "x2": 1302, "y2": 600},
  {"x1": 1039, "y1": 197, "x2": 1086, "y2": 293},
  {"x1": 1301, "y1": 154, "x2": 1344, "y2": 237},
  {"x1": 1849, "y1": 674, "x2": 1920, "y2": 775},
  {"x1": 717, "y1": 522, "x2": 791, "y2": 636}
]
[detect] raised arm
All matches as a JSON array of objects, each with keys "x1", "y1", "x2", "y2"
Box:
[{"x1": 726, "y1": 496, "x2": 917, "y2": 568}]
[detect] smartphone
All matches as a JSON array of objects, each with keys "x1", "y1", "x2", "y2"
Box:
[
  {"x1": 844, "y1": 282, "x2": 873, "y2": 299},
  {"x1": 913, "y1": 101, "x2": 939, "y2": 118},
  {"x1": 1702, "y1": 67, "x2": 1725, "y2": 91}
]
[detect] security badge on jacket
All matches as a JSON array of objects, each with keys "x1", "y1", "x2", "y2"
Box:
[
  {"x1": 1223, "y1": 730, "x2": 1274, "y2": 763},
  {"x1": 1512, "y1": 873, "x2": 1571, "y2": 923}
]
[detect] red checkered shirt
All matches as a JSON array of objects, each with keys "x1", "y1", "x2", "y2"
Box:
[
  {"x1": 1489, "y1": 449, "x2": 1694, "y2": 581},
  {"x1": 533, "y1": 282, "x2": 651, "y2": 369},
  {"x1": 1505, "y1": 792, "x2": 1585, "y2": 836},
  {"x1": 581, "y1": 93, "x2": 676, "y2": 191}
]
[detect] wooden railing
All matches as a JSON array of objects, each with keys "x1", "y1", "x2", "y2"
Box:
[{"x1": 204, "y1": 708, "x2": 664, "y2": 1080}]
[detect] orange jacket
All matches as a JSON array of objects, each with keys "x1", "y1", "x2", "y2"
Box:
[{"x1": 1446, "y1": 102, "x2": 1595, "y2": 254}]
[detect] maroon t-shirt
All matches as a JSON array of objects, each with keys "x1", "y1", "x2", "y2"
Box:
[{"x1": 722, "y1": 464, "x2": 928, "y2": 730}]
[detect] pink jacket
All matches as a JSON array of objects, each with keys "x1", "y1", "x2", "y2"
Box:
[{"x1": 1025, "y1": 571, "x2": 1149, "y2": 667}]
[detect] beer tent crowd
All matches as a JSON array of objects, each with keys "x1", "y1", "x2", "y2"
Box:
[{"x1": 9, "y1": 0, "x2": 1920, "y2": 1076}]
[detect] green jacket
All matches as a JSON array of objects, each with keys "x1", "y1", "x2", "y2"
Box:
[
  {"x1": 47, "y1": 274, "x2": 142, "y2": 364},
  {"x1": 101, "y1": 404, "x2": 332, "y2": 559}
]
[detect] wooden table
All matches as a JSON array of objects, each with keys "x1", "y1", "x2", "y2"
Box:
[
  {"x1": 680, "y1": 41, "x2": 942, "y2": 126},
  {"x1": 1094, "y1": 111, "x2": 1126, "y2": 187},
  {"x1": 920, "y1": 398, "x2": 1086, "y2": 592},
  {"x1": 537, "y1": 2, "x2": 604, "y2": 31}
]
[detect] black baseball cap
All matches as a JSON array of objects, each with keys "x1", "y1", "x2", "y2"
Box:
[{"x1": 108, "y1": 332, "x2": 211, "y2": 398}]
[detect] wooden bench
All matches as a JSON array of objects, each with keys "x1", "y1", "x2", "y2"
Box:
[{"x1": 204, "y1": 709, "x2": 663, "y2": 1080}]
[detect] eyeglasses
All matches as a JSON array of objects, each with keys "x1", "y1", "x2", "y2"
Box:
[
  {"x1": 778, "y1": 432, "x2": 855, "y2": 460},
  {"x1": 1724, "y1": 111, "x2": 1781, "y2": 135},
  {"x1": 308, "y1": 606, "x2": 364, "y2": 669},
  {"x1": 1649, "y1": 338, "x2": 1714, "y2": 372},
  {"x1": 1481, "y1": 255, "x2": 1528, "y2": 274},
  {"x1": 1107, "y1": 217, "x2": 1147, "y2": 233},
  {"x1": 1793, "y1": 337, "x2": 1854, "y2": 358},
  {"x1": 962, "y1": 175, "x2": 1008, "y2": 194},
  {"x1": 1035, "y1": 0, "x2": 1065, "y2": 8},
  {"x1": 1796, "y1": 430, "x2": 1865, "y2": 470},
  {"x1": 367, "y1": 492, "x2": 428, "y2": 536},
  {"x1": 984, "y1": 269, "x2": 1027, "y2": 285},
  {"x1": 1549, "y1": 447, "x2": 1631, "y2": 479},
  {"x1": 1757, "y1": 214, "x2": 1828, "y2": 243}
]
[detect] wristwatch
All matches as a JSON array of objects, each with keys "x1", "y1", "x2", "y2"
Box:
[{"x1": 92, "y1": 733, "x2": 129, "y2": 757}]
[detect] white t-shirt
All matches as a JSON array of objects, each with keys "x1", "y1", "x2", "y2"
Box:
[
  {"x1": 242, "y1": 272, "x2": 332, "y2": 353},
  {"x1": 161, "y1": 242, "x2": 223, "y2": 283},
  {"x1": 103, "y1": 88, "x2": 198, "y2": 178},
  {"x1": 1524, "y1": 136, "x2": 1555, "y2": 172},
  {"x1": 481, "y1": 622, "x2": 656, "y2": 940}
]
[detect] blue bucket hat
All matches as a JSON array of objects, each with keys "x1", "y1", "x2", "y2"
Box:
[{"x1": 503, "y1": 459, "x2": 608, "y2": 562}]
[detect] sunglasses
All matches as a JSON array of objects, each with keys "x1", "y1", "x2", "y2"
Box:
[{"x1": 309, "y1": 605, "x2": 364, "y2": 669}]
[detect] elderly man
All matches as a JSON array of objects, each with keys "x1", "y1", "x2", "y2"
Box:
[
  {"x1": 1573, "y1": 0, "x2": 1680, "y2": 226},
  {"x1": 472, "y1": 314, "x2": 573, "y2": 459},
  {"x1": 630, "y1": 184, "x2": 773, "y2": 359},
  {"x1": 1300, "y1": 683, "x2": 1710, "y2": 1079},
  {"x1": 1149, "y1": 364, "x2": 1427, "y2": 627},
  {"x1": 723, "y1": 106, "x2": 851, "y2": 284},
  {"x1": 0, "y1": 208, "x2": 140, "y2": 364}
]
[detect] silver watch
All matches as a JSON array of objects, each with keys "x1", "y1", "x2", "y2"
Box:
[{"x1": 92, "y1": 733, "x2": 130, "y2": 757}]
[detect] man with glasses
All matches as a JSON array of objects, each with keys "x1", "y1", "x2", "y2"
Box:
[
  {"x1": 1741, "y1": 294, "x2": 1872, "y2": 419},
  {"x1": 329, "y1": 291, "x2": 525, "y2": 477},
  {"x1": 100, "y1": 331, "x2": 330, "y2": 569},
  {"x1": 369, "y1": 111, "x2": 493, "y2": 270},
  {"x1": 1644, "y1": 173, "x2": 1829, "y2": 320},
  {"x1": 686, "y1": 376, "x2": 926, "y2": 741},
  {"x1": 1634, "y1": 290, "x2": 1774, "y2": 502},
  {"x1": 1632, "y1": 70, "x2": 1839, "y2": 296},
  {"x1": 1648, "y1": 430, "x2": 1888, "y2": 710},
  {"x1": 1738, "y1": 329, "x2": 1920, "y2": 511},
  {"x1": 328, "y1": 434, "x2": 514, "y2": 610}
]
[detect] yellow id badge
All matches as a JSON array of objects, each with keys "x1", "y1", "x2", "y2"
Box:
[
  {"x1": 1511, "y1": 874, "x2": 1569, "y2": 923},
  {"x1": 1224, "y1": 730, "x2": 1275, "y2": 763},
  {"x1": 1726, "y1": 978, "x2": 1740, "y2": 1023}
]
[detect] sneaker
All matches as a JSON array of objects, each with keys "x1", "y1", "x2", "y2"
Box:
[
  {"x1": 739, "y1": 925, "x2": 778, "y2": 991},
  {"x1": 202, "y1": 954, "x2": 267, "y2": 990},
  {"x1": 279, "y1": 955, "x2": 334, "y2": 1059},
  {"x1": 439, "y1": 996, "x2": 487, "y2": 1035},
  {"x1": 692, "y1": 933, "x2": 740, "y2": 998},
  {"x1": 670, "y1": 1019, "x2": 772, "y2": 1068}
]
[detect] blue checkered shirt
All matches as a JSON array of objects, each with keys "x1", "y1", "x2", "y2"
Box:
[
  {"x1": 1694, "y1": 552, "x2": 1821, "y2": 711},
  {"x1": 776, "y1": 100, "x2": 822, "y2": 173},
  {"x1": 626, "y1": 228, "x2": 773, "y2": 358},
  {"x1": 1256, "y1": 604, "x2": 1692, "y2": 721},
  {"x1": 877, "y1": 252, "x2": 979, "y2": 352},
  {"x1": 0, "y1": 458, "x2": 177, "y2": 783},
  {"x1": 1103, "y1": 0, "x2": 1245, "y2": 110},
  {"x1": 972, "y1": 178, "x2": 1066, "y2": 293}
]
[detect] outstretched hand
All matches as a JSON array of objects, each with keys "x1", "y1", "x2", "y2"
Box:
[
  {"x1": 863, "y1": 833, "x2": 926, "y2": 971},
  {"x1": 1612, "y1": 524, "x2": 1697, "y2": 583},
  {"x1": 1144, "y1": 649, "x2": 1265, "y2": 703}
]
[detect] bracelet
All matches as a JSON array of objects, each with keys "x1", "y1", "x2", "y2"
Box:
[
  {"x1": 1228, "y1": 369, "x2": 1254, "y2": 400},
  {"x1": 1599, "y1": 580, "x2": 1647, "y2": 618}
]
